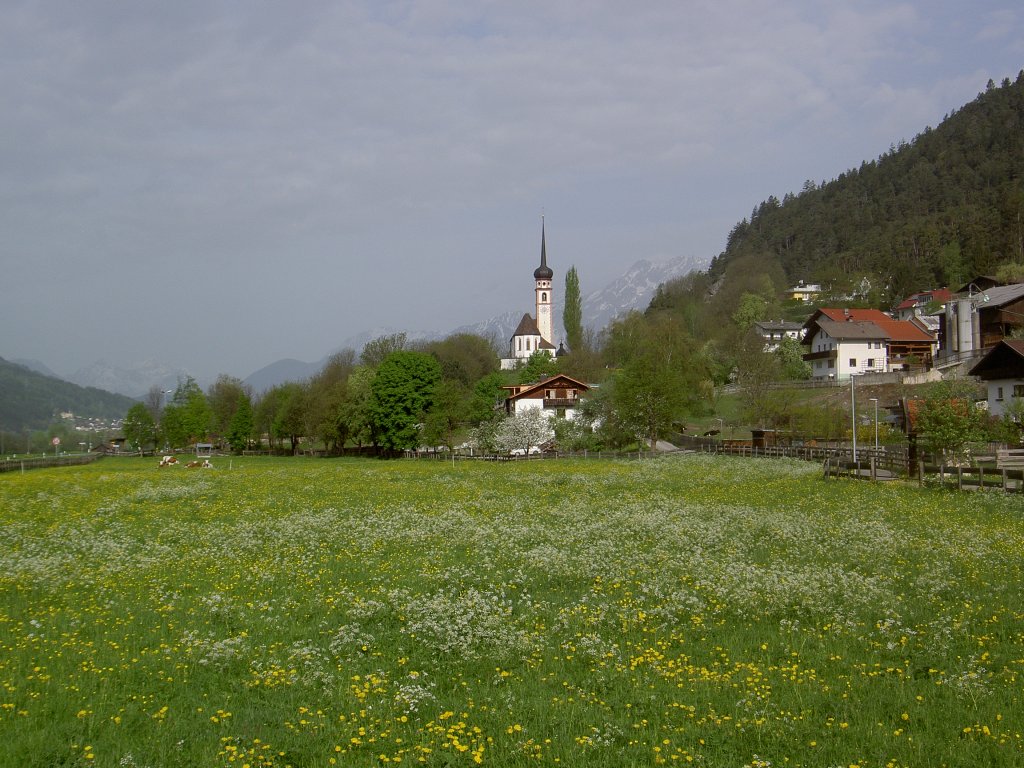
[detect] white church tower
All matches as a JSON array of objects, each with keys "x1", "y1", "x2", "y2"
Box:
[
  {"x1": 534, "y1": 216, "x2": 554, "y2": 345},
  {"x1": 500, "y1": 218, "x2": 561, "y2": 370}
]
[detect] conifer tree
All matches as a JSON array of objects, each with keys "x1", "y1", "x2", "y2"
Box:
[{"x1": 563, "y1": 265, "x2": 583, "y2": 352}]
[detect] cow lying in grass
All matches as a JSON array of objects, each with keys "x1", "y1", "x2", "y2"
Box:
[
  {"x1": 185, "y1": 459, "x2": 213, "y2": 469},
  {"x1": 158, "y1": 456, "x2": 178, "y2": 467}
]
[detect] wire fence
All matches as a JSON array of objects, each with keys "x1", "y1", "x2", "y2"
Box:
[{"x1": 0, "y1": 454, "x2": 102, "y2": 474}]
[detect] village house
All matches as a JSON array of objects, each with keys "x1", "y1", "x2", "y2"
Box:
[
  {"x1": 788, "y1": 280, "x2": 822, "y2": 303},
  {"x1": 502, "y1": 374, "x2": 591, "y2": 420},
  {"x1": 892, "y1": 287, "x2": 951, "y2": 346},
  {"x1": 968, "y1": 339, "x2": 1024, "y2": 418},
  {"x1": 801, "y1": 308, "x2": 937, "y2": 380},
  {"x1": 754, "y1": 319, "x2": 804, "y2": 351}
]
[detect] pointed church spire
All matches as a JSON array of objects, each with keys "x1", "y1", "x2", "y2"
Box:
[{"x1": 534, "y1": 215, "x2": 553, "y2": 279}]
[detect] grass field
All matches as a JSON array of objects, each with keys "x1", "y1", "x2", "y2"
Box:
[{"x1": 0, "y1": 455, "x2": 1021, "y2": 767}]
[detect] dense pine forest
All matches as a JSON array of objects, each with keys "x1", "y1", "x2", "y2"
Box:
[{"x1": 708, "y1": 72, "x2": 1024, "y2": 306}]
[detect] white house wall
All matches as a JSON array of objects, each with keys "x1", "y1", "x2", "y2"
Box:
[
  {"x1": 511, "y1": 397, "x2": 580, "y2": 421},
  {"x1": 808, "y1": 330, "x2": 888, "y2": 379},
  {"x1": 986, "y1": 378, "x2": 1024, "y2": 418},
  {"x1": 837, "y1": 341, "x2": 887, "y2": 378}
]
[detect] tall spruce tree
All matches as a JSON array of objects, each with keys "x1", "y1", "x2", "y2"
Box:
[{"x1": 563, "y1": 265, "x2": 583, "y2": 352}]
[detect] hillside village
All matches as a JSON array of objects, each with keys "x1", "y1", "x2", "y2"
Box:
[{"x1": 4, "y1": 76, "x2": 1024, "y2": 468}]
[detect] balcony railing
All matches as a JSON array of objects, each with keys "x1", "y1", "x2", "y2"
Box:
[{"x1": 543, "y1": 398, "x2": 577, "y2": 408}]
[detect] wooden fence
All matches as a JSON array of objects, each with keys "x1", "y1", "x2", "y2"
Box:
[
  {"x1": 680, "y1": 434, "x2": 1024, "y2": 493},
  {"x1": 0, "y1": 454, "x2": 102, "y2": 474},
  {"x1": 915, "y1": 463, "x2": 1024, "y2": 493},
  {"x1": 407, "y1": 449, "x2": 657, "y2": 462},
  {"x1": 676, "y1": 433, "x2": 910, "y2": 475}
]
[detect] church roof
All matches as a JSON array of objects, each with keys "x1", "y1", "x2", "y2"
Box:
[
  {"x1": 533, "y1": 218, "x2": 553, "y2": 280},
  {"x1": 511, "y1": 313, "x2": 541, "y2": 338}
]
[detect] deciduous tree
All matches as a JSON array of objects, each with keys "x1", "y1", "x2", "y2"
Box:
[
  {"x1": 494, "y1": 408, "x2": 553, "y2": 455},
  {"x1": 123, "y1": 402, "x2": 157, "y2": 451},
  {"x1": 162, "y1": 376, "x2": 212, "y2": 448},
  {"x1": 227, "y1": 392, "x2": 254, "y2": 454},
  {"x1": 605, "y1": 312, "x2": 711, "y2": 448},
  {"x1": 368, "y1": 351, "x2": 441, "y2": 451},
  {"x1": 360, "y1": 333, "x2": 407, "y2": 367},
  {"x1": 914, "y1": 380, "x2": 988, "y2": 462}
]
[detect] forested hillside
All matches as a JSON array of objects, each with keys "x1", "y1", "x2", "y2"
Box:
[
  {"x1": 707, "y1": 73, "x2": 1024, "y2": 305},
  {"x1": 0, "y1": 357, "x2": 136, "y2": 432}
]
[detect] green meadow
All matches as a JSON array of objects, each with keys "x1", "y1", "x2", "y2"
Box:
[{"x1": 0, "y1": 455, "x2": 1021, "y2": 767}]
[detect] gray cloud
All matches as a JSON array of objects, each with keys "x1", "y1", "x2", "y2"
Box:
[{"x1": 2, "y1": 1, "x2": 1022, "y2": 378}]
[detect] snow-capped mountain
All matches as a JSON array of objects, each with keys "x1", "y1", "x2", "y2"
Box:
[
  {"x1": 67, "y1": 359, "x2": 197, "y2": 399},
  {"x1": 582, "y1": 254, "x2": 708, "y2": 332},
  {"x1": 453, "y1": 254, "x2": 708, "y2": 343}
]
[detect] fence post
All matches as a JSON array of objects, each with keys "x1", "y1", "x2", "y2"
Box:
[
  {"x1": 870, "y1": 455, "x2": 876, "y2": 482},
  {"x1": 957, "y1": 466, "x2": 963, "y2": 491},
  {"x1": 918, "y1": 461, "x2": 924, "y2": 487}
]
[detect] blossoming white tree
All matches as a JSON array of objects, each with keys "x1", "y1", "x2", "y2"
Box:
[{"x1": 494, "y1": 409, "x2": 553, "y2": 455}]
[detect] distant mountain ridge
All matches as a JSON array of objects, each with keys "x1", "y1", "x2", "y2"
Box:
[
  {"x1": 0, "y1": 357, "x2": 137, "y2": 432},
  {"x1": 12, "y1": 358, "x2": 61, "y2": 379},
  {"x1": 67, "y1": 359, "x2": 196, "y2": 399},
  {"x1": 13, "y1": 255, "x2": 710, "y2": 398},
  {"x1": 453, "y1": 254, "x2": 709, "y2": 345}
]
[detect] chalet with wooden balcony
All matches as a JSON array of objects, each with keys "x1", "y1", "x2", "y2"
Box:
[{"x1": 502, "y1": 374, "x2": 591, "y2": 419}]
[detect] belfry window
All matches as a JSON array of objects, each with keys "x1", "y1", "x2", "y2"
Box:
[{"x1": 541, "y1": 292, "x2": 547, "y2": 302}]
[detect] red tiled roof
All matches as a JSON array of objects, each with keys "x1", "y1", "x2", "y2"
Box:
[
  {"x1": 895, "y1": 288, "x2": 953, "y2": 311},
  {"x1": 871, "y1": 317, "x2": 936, "y2": 342},
  {"x1": 818, "y1": 308, "x2": 891, "y2": 323},
  {"x1": 803, "y1": 308, "x2": 936, "y2": 344}
]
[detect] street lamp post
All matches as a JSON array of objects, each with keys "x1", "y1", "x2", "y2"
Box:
[
  {"x1": 850, "y1": 374, "x2": 857, "y2": 462},
  {"x1": 869, "y1": 397, "x2": 879, "y2": 452}
]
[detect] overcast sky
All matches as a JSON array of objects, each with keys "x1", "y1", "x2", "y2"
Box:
[{"x1": 2, "y1": 1, "x2": 1022, "y2": 380}]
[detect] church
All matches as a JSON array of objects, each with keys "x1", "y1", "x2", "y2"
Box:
[{"x1": 500, "y1": 219, "x2": 567, "y2": 370}]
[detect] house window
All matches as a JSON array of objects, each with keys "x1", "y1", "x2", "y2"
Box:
[
  {"x1": 849, "y1": 358, "x2": 856, "y2": 368},
  {"x1": 517, "y1": 338, "x2": 521, "y2": 351},
  {"x1": 828, "y1": 360, "x2": 835, "y2": 369},
  {"x1": 1013, "y1": 384, "x2": 1024, "y2": 398},
  {"x1": 866, "y1": 359, "x2": 874, "y2": 368},
  {"x1": 997, "y1": 386, "x2": 1004, "y2": 401}
]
